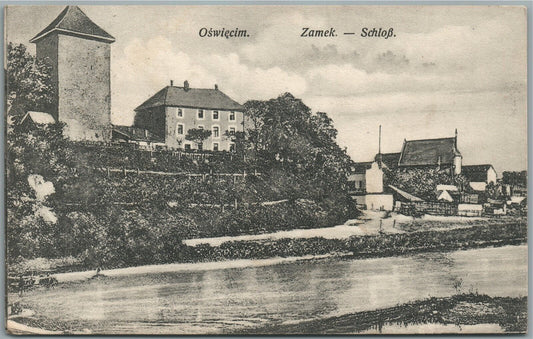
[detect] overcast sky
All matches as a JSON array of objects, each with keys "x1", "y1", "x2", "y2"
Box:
[{"x1": 6, "y1": 5, "x2": 527, "y2": 172}]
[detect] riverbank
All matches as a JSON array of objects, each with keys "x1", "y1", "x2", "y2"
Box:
[
  {"x1": 8, "y1": 218, "x2": 526, "y2": 277},
  {"x1": 237, "y1": 294, "x2": 528, "y2": 334}
]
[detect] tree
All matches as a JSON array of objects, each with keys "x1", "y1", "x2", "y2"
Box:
[
  {"x1": 502, "y1": 171, "x2": 527, "y2": 187},
  {"x1": 241, "y1": 93, "x2": 357, "y2": 220},
  {"x1": 224, "y1": 130, "x2": 248, "y2": 155},
  {"x1": 6, "y1": 43, "x2": 54, "y2": 124},
  {"x1": 185, "y1": 128, "x2": 212, "y2": 150}
]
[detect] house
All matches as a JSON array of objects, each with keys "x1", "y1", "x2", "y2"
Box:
[
  {"x1": 19, "y1": 111, "x2": 56, "y2": 130},
  {"x1": 111, "y1": 125, "x2": 165, "y2": 148},
  {"x1": 133, "y1": 81, "x2": 244, "y2": 151},
  {"x1": 348, "y1": 161, "x2": 393, "y2": 210},
  {"x1": 30, "y1": 6, "x2": 115, "y2": 142},
  {"x1": 462, "y1": 164, "x2": 497, "y2": 191},
  {"x1": 396, "y1": 132, "x2": 462, "y2": 175}
]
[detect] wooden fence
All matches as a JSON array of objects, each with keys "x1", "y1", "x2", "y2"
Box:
[{"x1": 398, "y1": 201, "x2": 458, "y2": 216}]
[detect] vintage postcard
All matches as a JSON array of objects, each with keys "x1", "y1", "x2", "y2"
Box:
[{"x1": 4, "y1": 4, "x2": 527, "y2": 335}]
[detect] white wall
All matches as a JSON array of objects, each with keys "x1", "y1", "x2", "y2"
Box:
[
  {"x1": 365, "y1": 162, "x2": 383, "y2": 193},
  {"x1": 366, "y1": 194, "x2": 394, "y2": 211}
]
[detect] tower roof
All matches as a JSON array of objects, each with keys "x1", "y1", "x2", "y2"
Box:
[{"x1": 30, "y1": 6, "x2": 115, "y2": 44}]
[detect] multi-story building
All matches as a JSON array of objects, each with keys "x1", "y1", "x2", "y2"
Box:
[
  {"x1": 30, "y1": 6, "x2": 115, "y2": 141},
  {"x1": 133, "y1": 81, "x2": 244, "y2": 151}
]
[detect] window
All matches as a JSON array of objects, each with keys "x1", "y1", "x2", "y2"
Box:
[
  {"x1": 197, "y1": 109, "x2": 204, "y2": 119},
  {"x1": 177, "y1": 108, "x2": 183, "y2": 117},
  {"x1": 229, "y1": 142, "x2": 235, "y2": 152},
  {"x1": 176, "y1": 123, "x2": 184, "y2": 135},
  {"x1": 213, "y1": 111, "x2": 219, "y2": 120},
  {"x1": 229, "y1": 111, "x2": 235, "y2": 121},
  {"x1": 213, "y1": 143, "x2": 219, "y2": 151},
  {"x1": 229, "y1": 127, "x2": 236, "y2": 135},
  {"x1": 198, "y1": 125, "x2": 204, "y2": 130},
  {"x1": 185, "y1": 144, "x2": 191, "y2": 150},
  {"x1": 213, "y1": 126, "x2": 219, "y2": 138},
  {"x1": 198, "y1": 143, "x2": 203, "y2": 151}
]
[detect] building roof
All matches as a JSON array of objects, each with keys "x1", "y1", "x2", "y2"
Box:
[
  {"x1": 375, "y1": 152, "x2": 401, "y2": 169},
  {"x1": 398, "y1": 137, "x2": 460, "y2": 167},
  {"x1": 30, "y1": 6, "x2": 115, "y2": 44},
  {"x1": 388, "y1": 185, "x2": 424, "y2": 202},
  {"x1": 135, "y1": 85, "x2": 244, "y2": 111},
  {"x1": 20, "y1": 111, "x2": 56, "y2": 125},
  {"x1": 112, "y1": 125, "x2": 164, "y2": 143},
  {"x1": 462, "y1": 164, "x2": 494, "y2": 182},
  {"x1": 351, "y1": 161, "x2": 373, "y2": 174}
]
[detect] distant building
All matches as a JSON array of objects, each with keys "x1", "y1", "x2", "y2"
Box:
[
  {"x1": 133, "y1": 81, "x2": 244, "y2": 151},
  {"x1": 349, "y1": 129, "x2": 497, "y2": 208},
  {"x1": 462, "y1": 164, "x2": 497, "y2": 191},
  {"x1": 376, "y1": 130, "x2": 462, "y2": 175},
  {"x1": 30, "y1": 6, "x2": 115, "y2": 142}
]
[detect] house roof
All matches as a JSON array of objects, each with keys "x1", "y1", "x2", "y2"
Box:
[
  {"x1": 462, "y1": 164, "x2": 494, "y2": 182},
  {"x1": 388, "y1": 185, "x2": 424, "y2": 202},
  {"x1": 135, "y1": 85, "x2": 244, "y2": 111},
  {"x1": 112, "y1": 125, "x2": 164, "y2": 143},
  {"x1": 398, "y1": 137, "x2": 460, "y2": 167},
  {"x1": 30, "y1": 6, "x2": 115, "y2": 44},
  {"x1": 375, "y1": 152, "x2": 401, "y2": 169},
  {"x1": 20, "y1": 111, "x2": 56, "y2": 125},
  {"x1": 351, "y1": 161, "x2": 373, "y2": 174}
]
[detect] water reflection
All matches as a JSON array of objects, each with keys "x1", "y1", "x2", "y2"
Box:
[{"x1": 19, "y1": 245, "x2": 527, "y2": 334}]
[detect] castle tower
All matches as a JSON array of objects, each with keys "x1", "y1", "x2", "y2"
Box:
[{"x1": 30, "y1": 6, "x2": 115, "y2": 141}]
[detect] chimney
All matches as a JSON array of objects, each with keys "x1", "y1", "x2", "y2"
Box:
[
  {"x1": 184, "y1": 80, "x2": 189, "y2": 91},
  {"x1": 214, "y1": 84, "x2": 218, "y2": 90},
  {"x1": 170, "y1": 80, "x2": 174, "y2": 86}
]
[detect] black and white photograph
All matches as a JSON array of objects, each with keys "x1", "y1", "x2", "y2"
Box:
[{"x1": 4, "y1": 4, "x2": 528, "y2": 335}]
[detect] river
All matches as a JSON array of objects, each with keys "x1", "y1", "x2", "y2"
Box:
[{"x1": 13, "y1": 245, "x2": 527, "y2": 334}]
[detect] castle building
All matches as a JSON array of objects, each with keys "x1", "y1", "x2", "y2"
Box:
[
  {"x1": 30, "y1": 6, "x2": 115, "y2": 141},
  {"x1": 133, "y1": 81, "x2": 244, "y2": 151}
]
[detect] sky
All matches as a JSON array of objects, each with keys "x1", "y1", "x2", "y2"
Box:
[{"x1": 5, "y1": 5, "x2": 527, "y2": 172}]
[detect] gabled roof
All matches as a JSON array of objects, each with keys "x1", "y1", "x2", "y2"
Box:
[
  {"x1": 135, "y1": 85, "x2": 244, "y2": 111},
  {"x1": 398, "y1": 137, "x2": 460, "y2": 167},
  {"x1": 20, "y1": 111, "x2": 56, "y2": 125},
  {"x1": 462, "y1": 164, "x2": 494, "y2": 182},
  {"x1": 375, "y1": 152, "x2": 401, "y2": 169},
  {"x1": 30, "y1": 6, "x2": 115, "y2": 44}
]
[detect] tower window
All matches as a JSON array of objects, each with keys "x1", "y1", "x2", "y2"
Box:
[{"x1": 176, "y1": 123, "x2": 184, "y2": 135}]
